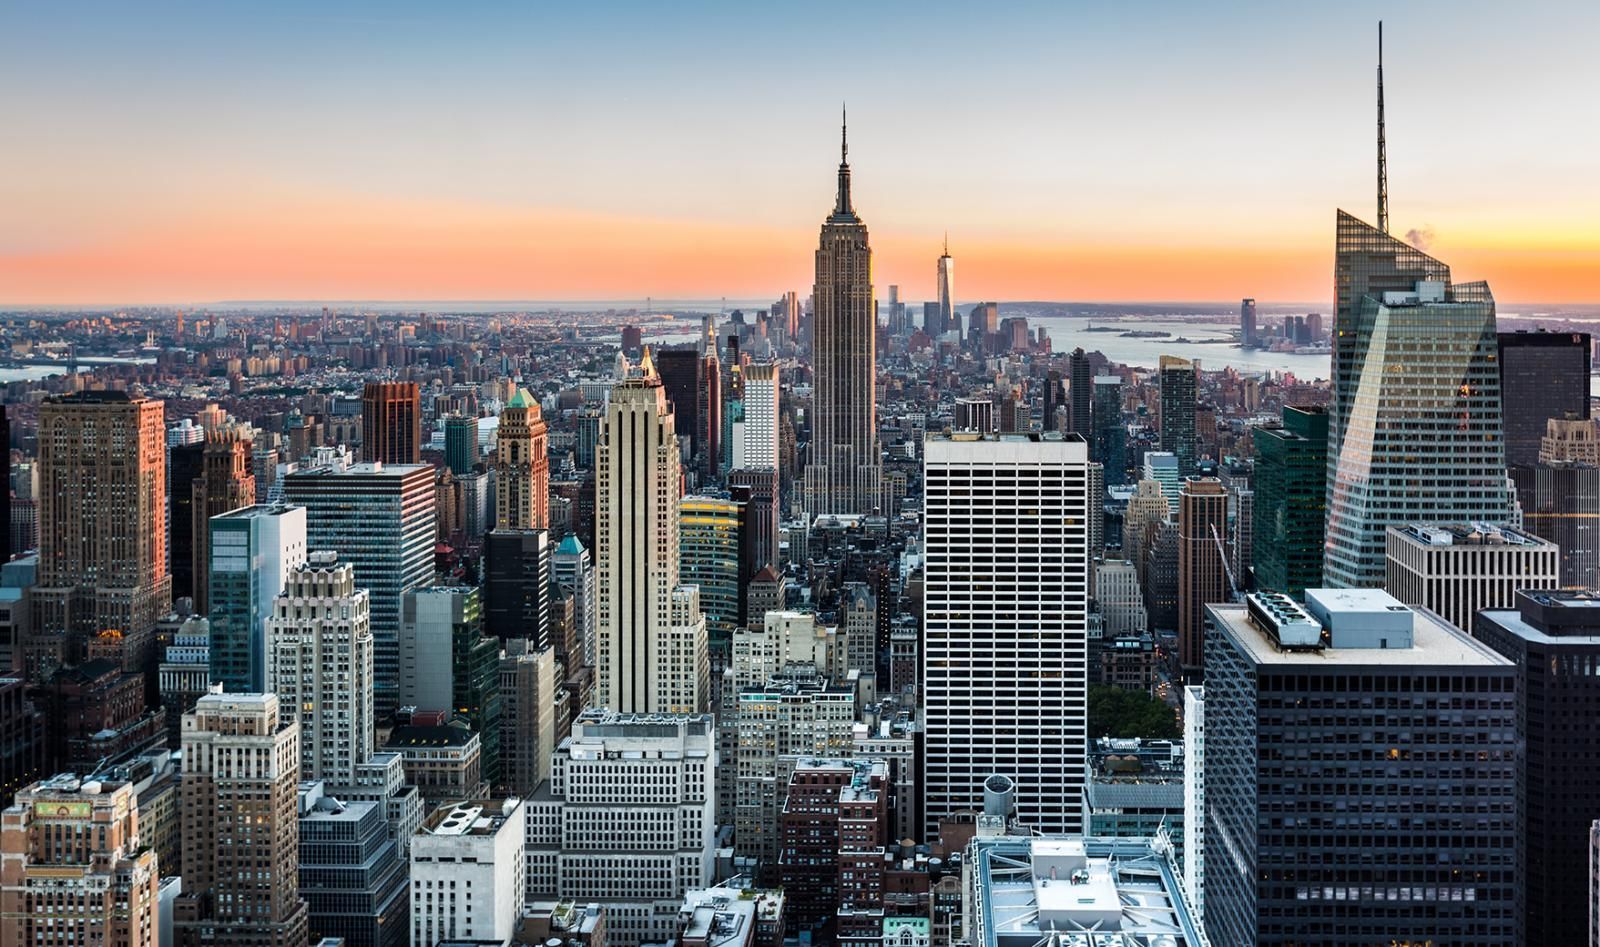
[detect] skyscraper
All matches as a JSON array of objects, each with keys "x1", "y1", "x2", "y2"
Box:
[
  {"x1": 283, "y1": 462, "x2": 436, "y2": 717},
  {"x1": 656, "y1": 348, "x2": 707, "y2": 473},
  {"x1": 33, "y1": 391, "x2": 170, "y2": 665},
  {"x1": 493, "y1": 388, "x2": 549, "y2": 530},
  {"x1": 400, "y1": 587, "x2": 501, "y2": 786},
  {"x1": 595, "y1": 353, "x2": 708, "y2": 714},
  {"x1": 1177, "y1": 477, "x2": 1229, "y2": 678},
  {"x1": 1240, "y1": 297, "x2": 1257, "y2": 347},
  {"x1": 738, "y1": 362, "x2": 781, "y2": 470},
  {"x1": 679, "y1": 494, "x2": 748, "y2": 647},
  {"x1": 1497, "y1": 330, "x2": 1590, "y2": 467},
  {"x1": 498, "y1": 638, "x2": 556, "y2": 797},
  {"x1": 169, "y1": 439, "x2": 206, "y2": 603},
  {"x1": 481, "y1": 528, "x2": 552, "y2": 649},
  {"x1": 361, "y1": 381, "x2": 421, "y2": 465},
  {"x1": 191, "y1": 427, "x2": 256, "y2": 613},
  {"x1": 1251, "y1": 405, "x2": 1328, "y2": 594},
  {"x1": 208, "y1": 504, "x2": 308, "y2": 693},
  {"x1": 1158, "y1": 356, "x2": 1197, "y2": 476},
  {"x1": 177, "y1": 692, "x2": 310, "y2": 947},
  {"x1": 922, "y1": 432, "x2": 1092, "y2": 834},
  {"x1": 551, "y1": 534, "x2": 595, "y2": 668},
  {"x1": 803, "y1": 114, "x2": 880, "y2": 517},
  {"x1": 1067, "y1": 347, "x2": 1092, "y2": 436},
  {"x1": 266, "y1": 551, "x2": 374, "y2": 785},
  {"x1": 444, "y1": 413, "x2": 479, "y2": 476},
  {"x1": 1324, "y1": 229, "x2": 1513, "y2": 587},
  {"x1": 936, "y1": 235, "x2": 955, "y2": 338},
  {"x1": 1203, "y1": 591, "x2": 1515, "y2": 947},
  {"x1": 1511, "y1": 417, "x2": 1600, "y2": 588},
  {"x1": 1092, "y1": 375, "x2": 1126, "y2": 484}
]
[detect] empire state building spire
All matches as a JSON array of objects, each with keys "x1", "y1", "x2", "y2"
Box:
[{"x1": 832, "y1": 104, "x2": 857, "y2": 221}]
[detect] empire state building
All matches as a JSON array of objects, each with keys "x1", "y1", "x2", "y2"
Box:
[{"x1": 804, "y1": 113, "x2": 881, "y2": 516}]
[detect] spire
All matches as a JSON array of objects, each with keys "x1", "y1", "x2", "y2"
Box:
[
  {"x1": 943, "y1": 231, "x2": 949, "y2": 257},
  {"x1": 640, "y1": 344, "x2": 656, "y2": 379},
  {"x1": 832, "y1": 103, "x2": 856, "y2": 220},
  {"x1": 1377, "y1": 20, "x2": 1389, "y2": 234}
]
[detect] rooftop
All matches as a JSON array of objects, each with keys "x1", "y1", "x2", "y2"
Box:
[
  {"x1": 419, "y1": 798, "x2": 520, "y2": 837},
  {"x1": 1391, "y1": 522, "x2": 1553, "y2": 548},
  {"x1": 1209, "y1": 593, "x2": 1510, "y2": 668}
]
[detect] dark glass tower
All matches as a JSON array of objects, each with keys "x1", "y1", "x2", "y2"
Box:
[
  {"x1": 1158, "y1": 356, "x2": 1196, "y2": 476},
  {"x1": 1067, "y1": 347, "x2": 1092, "y2": 436},
  {"x1": 1092, "y1": 376, "x2": 1126, "y2": 484},
  {"x1": 1497, "y1": 330, "x2": 1590, "y2": 467},
  {"x1": 443, "y1": 414, "x2": 478, "y2": 476},
  {"x1": 1252, "y1": 405, "x2": 1328, "y2": 594}
]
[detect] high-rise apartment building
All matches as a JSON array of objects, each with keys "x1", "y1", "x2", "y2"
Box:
[
  {"x1": 1203, "y1": 590, "x2": 1516, "y2": 946},
  {"x1": 191, "y1": 427, "x2": 256, "y2": 613},
  {"x1": 0, "y1": 773, "x2": 161, "y2": 947},
  {"x1": 176, "y1": 692, "x2": 310, "y2": 947},
  {"x1": 922, "y1": 432, "x2": 1092, "y2": 834},
  {"x1": 1497, "y1": 329, "x2": 1590, "y2": 467},
  {"x1": 595, "y1": 357, "x2": 708, "y2": 714},
  {"x1": 494, "y1": 388, "x2": 549, "y2": 530},
  {"x1": 410, "y1": 798, "x2": 526, "y2": 947},
  {"x1": 778, "y1": 758, "x2": 890, "y2": 941},
  {"x1": 33, "y1": 391, "x2": 170, "y2": 665},
  {"x1": 1251, "y1": 405, "x2": 1328, "y2": 593},
  {"x1": 804, "y1": 117, "x2": 880, "y2": 517},
  {"x1": 1158, "y1": 356, "x2": 1196, "y2": 476},
  {"x1": 1177, "y1": 477, "x2": 1229, "y2": 677},
  {"x1": 1384, "y1": 523, "x2": 1558, "y2": 633},
  {"x1": 361, "y1": 381, "x2": 421, "y2": 465},
  {"x1": 936, "y1": 238, "x2": 955, "y2": 338},
  {"x1": 283, "y1": 462, "x2": 435, "y2": 717},
  {"x1": 738, "y1": 362, "x2": 781, "y2": 470},
  {"x1": 266, "y1": 551, "x2": 373, "y2": 785},
  {"x1": 1326, "y1": 214, "x2": 1513, "y2": 587},
  {"x1": 1092, "y1": 375, "x2": 1126, "y2": 484},
  {"x1": 208, "y1": 504, "x2": 307, "y2": 693},
  {"x1": 524, "y1": 711, "x2": 716, "y2": 947}
]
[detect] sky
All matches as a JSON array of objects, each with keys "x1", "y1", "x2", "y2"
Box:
[{"x1": 3, "y1": 0, "x2": 1599, "y2": 307}]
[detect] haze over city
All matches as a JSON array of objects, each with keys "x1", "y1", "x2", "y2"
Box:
[{"x1": 4, "y1": 0, "x2": 1600, "y2": 305}]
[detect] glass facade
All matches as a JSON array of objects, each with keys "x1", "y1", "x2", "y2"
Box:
[
  {"x1": 1496, "y1": 330, "x2": 1590, "y2": 467},
  {"x1": 679, "y1": 495, "x2": 744, "y2": 647},
  {"x1": 1325, "y1": 213, "x2": 1512, "y2": 587},
  {"x1": 1158, "y1": 356, "x2": 1196, "y2": 476},
  {"x1": 1252, "y1": 405, "x2": 1328, "y2": 594},
  {"x1": 1510, "y1": 463, "x2": 1600, "y2": 588},
  {"x1": 1092, "y1": 376, "x2": 1126, "y2": 484},
  {"x1": 443, "y1": 415, "x2": 478, "y2": 476}
]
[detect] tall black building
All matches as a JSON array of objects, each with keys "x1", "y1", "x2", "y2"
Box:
[
  {"x1": 0, "y1": 404, "x2": 9, "y2": 565},
  {"x1": 1475, "y1": 590, "x2": 1600, "y2": 945},
  {"x1": 167, "y1": 441, "x2": 206, "y2": 602},
  {"x1": 655, "y1": 347, "x2": 710, "y2": 474},
  {"x1": 1067, "y1": 347, "x2": 1092, "y2": 436},
  {"x1": 480, "y1": 528, "x2": 552, "y2": 649},
  {"x1": 1158, "y1": 355, "x2": 1196, "y2": 476},
  {"x1": 298, "y1": 787, "x2": 409, "y2": 947},
  {"x1": 1510, "y1": 462, "x2": 1600, "y2": 589},
  {"x1": 1497, "y1": 330, "x2": 1590, "y2": 467}
]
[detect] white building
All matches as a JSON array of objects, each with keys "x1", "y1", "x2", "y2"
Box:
[
  {"x1": 1385, "y1": 523, "x2": 1559, "y2": 632},
  {"x1": 410, "y1": 798, "x2": 526, "y2": 947},
  {"x1": 553, "y1": 534, "x2": 597, "y2": 669},
  {"x1": 1182, "y1": 684, "x2": 1205, "y2": 928},
  {"x1": 1096, "y1": 559, "x2": 1147, "y2": 638},
  {"x1": 923, "y1": 432, "x2": 1093, "y2": 835},
  {"x1": 525, "y1": 710, "x2": 716, "y2": 946},
  {"x1": 596, "y1": 353, "x2": 708, "y2": 714},
  {"x1": 736, "y1": 362, "x2": 781, "y2": 471},
  {"x1": 398, "y1": 586, "x2": 476, "y2": 713},
  {"x1": 265, "y1": 551, "x2": 374, "y2": 784}
]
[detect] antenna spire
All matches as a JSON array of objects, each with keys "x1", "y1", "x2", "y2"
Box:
[
  {"x1": 831, "y1": 103, "x2": 856, "y2": 219},
  {"x1": 943, "y1": 231, "x2": 949, "y2": 256},
  {"x1": 1377, "y1": 20, "x2": 1389, "y2": 234}
]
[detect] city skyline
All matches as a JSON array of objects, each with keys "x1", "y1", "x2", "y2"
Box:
[{"x1": 5, "y1": 2, "x2": 1600, "y2": 306}]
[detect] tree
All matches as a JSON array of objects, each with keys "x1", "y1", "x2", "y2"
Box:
[{"x1": 1087, "y1": 684, "x2": 1181, "y2": 740}]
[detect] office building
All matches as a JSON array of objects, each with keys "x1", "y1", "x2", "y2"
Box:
[
  {"x1": 1143, "y1": 451, "x2": 1182, "y2": 515},
  {"x1": 524, "y1": 711, "x2": 716, "y2": 947},
  {"x1": 498, "y1": 638, "x2": 556, "y2": 796},
  {"x1": 1385, "y1": 523, "x2": 1558, "y2": 633},
  {"x1": 495, "y1": 388, "x2": 550, "y2": 530},
  {"x1": 552, "y1": 534, "x2": 596, "y2": 669},
  {"x1": 33, "y1": 391, "x2": 170, "y2": 665},
  {"x1": 169, "y1": 440, "x2": 206, "y2": 603},
  {"x1": 803, "y1": 116, "x2": 880, "y2": 517},
  {"x1": 1252, "y1": 405, "x2": 1328, "y2": 593},
  {"x1": 656, "y1": 348, "x2": 712, "y2": 476},
  {"x1": 1092, "y1": 375, "x2": 1126, "y2": 483},
  {"x1": 1498, "y1": 329, "x2": 1590, "y2": 467},
  {"x1": 778, "y1": 758, "x2": 890, "y2": 941},
  {"x1": 1240, "y1": 297, "x2": 1257, "y2": 346},
  {"x1": 1326, "y1": 215, "x2": 1514, "y2": 587},
  {"x1": 399, "y1": 587, "x2": 501, "y2": 785},
  {"x1": 0, "y1": 678, "x2": 44, "y2": 807},
  {"x1": 738, "y1": 362, "x2": 781, "y2": 471},
  {"x1": 297, "y1": 782, "x2": 408, "y2": 947},
  {"x1": 361, "y1": 381, "x2": 421, "y2": 465},
  {"x1": 283, "y1": 462, "x2": 436, "y2": 717},
  {"x1": 595, "y1": 355, "x2": 708, "y2": 714},
  {"x1": 481, "y1": 527, "x2": 553, "y2": 653},
  {"x1": 729, "y1": 467, "x2": 780, "y2": 574},
  {"x1": 0, "y1": 773, "x2": 161, "y2": 947},
  {"x1": 266, "y1": 551, "x2": 374, "y2": 785},
  {"x1": 1067, "y1": 347, "x2": 1092, "y2": 436},
  {"x1": 190, "y1": 428, "x2": 256, "y2": 613},
  {"x1": 177, "y1": 692, "x2": 310, "y2": 947},
  {"x1": 954, "y1": 397, "x2": 995, "y2": 434},
  {"x1": 444, "y1": 414, "x2": 478, "y2": 476},
  {"x1": 936, "y1": 237, "x2": 955, "y2": 339},
  {"x1": 1512, "y1": 443, "x2": 1600, "y2": 589},
  {"x1": 410, "y1": 798, "x2": 526, "y2": 947},
  {"x1": 680, "y1": 494, "x2": 748, "y2": 646},
  {"x1": 1177, "y1": 477, "x2": 1229, "y2": 678},
  {"x1": 208, "y1": 504, "x2": 307, "y2": 693},
  {"x1": 1158, "y1": 356, "x2": 1196, "y2": 476},
  {"x1": 1082, "y1": 738, "x2": 1185, "y2": 863},
  {"x1": 923, "y1": 433, "x2": 1092, "y2": 835},
  {"x1": 965, "y1": 836, "x2": 1205, "y2": 947},
  {"x1": 1477, "y1": 590, "x2": 1600, "y2": 944},
  {"x1": 384, "y1": 723, "x2": 487, "y2": 809},
  {"x1": 1203, "y1": 590, "x2": 1516, "y2": 946},
  {"x1": 1182, "y1": 685, "x2": 1204, "y2": 927}
]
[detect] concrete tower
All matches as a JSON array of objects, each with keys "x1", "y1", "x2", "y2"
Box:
[{"x1": 494, "y1": 388, "x2": 550, "y2": 530}]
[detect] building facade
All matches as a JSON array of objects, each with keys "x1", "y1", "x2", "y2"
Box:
[
  {"x1": 361, "y1": 381, "x2": 422, "y2": 465},
  {"x1": 1497, "y1": 329, "x2": 1590, "y2": 467},
  {"x1": 494, "y1": 388, "x2": 550, "y2": 530},
  {"x1": 1177, "y1": 477, "x2": 1229, "y2": 678},
  {"x1": 1385, "y1": 523, "x2": 1559, "y2": 632},
  {"x1": 208, "y1": 504, "x2": 308, "y2": 693},
  {"x1": 1252, "y1": 405, "x2": 1328, "y2": 593}
]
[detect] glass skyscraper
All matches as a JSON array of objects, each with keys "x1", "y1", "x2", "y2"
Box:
[
  {"x1": 207, "y1": 504, "x2": 307, "y2": 692},
  {"x1": 1497, "y1": 329, "x2": 1590, "y2": 467},
  {"x1": 1251, "y1": 405, "x2": 1327, "y2": 594},
  {"x1": 1324, "y1": 212, "x2": 1513, "y2": 588},
  {"x1": 1158, "y1": 356, "x2": 1196, "y2": 476},
  {"x1": 1092, "y1": 375, "x2": 1126, "y2": 484}
]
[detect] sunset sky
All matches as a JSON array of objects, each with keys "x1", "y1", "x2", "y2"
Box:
[{"x1": 3, "y1": 1, "x2": 1599, "y2": 306}]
